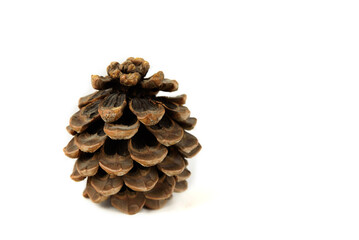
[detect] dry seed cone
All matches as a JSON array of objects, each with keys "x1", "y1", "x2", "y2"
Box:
[{"x1": 64, "y1": 57, "x2": 201, "y2": 214}]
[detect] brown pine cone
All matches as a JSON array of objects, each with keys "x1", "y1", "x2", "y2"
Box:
[{"x1": 64, "y1": 57, "x2": 201, "y2": 215}]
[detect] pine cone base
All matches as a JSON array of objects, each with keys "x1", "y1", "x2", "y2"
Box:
[{"x1": 64, "y1": 57, "x2": 201, "y2": 214}]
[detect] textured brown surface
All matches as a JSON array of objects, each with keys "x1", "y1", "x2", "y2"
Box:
[
  {"x1": 97, "y1": 139, "x2": 133, "y2": 176},
  {"x1": 104, "y1": 108, "x2": 139, "y2": 140},
  {"x1": 141, "y1": 71, "x2": 164, "y2": 89},
  {"x1": 111, "y1": 189, "x2": 146, "y2": 215},
  {"x1": 84, "y1": 181, "x2": 109, "y2": 203},
  {"x1": 129, "y1": 98, "x2": 165, "y2": 126},
  {"x1": 69, "y1": 100, "x2": 101, "y2": 133},
  {"x1": 175, "y1": 131, "x2": 199, "y2": 155},
  {"x1": 157, "y1": 148, "x2": 186, "y2": 176},
  {"x1": 160, "y1": 79, "x2": 179, "y2": 92},
  {"x1": 98, "y1": 93, "x2": 127, "y2": 122},
  {"x1": 63, "y1": 138, "x2": 80, "y2": 158},
  {"x1": 64, "y1": 57, "x2": 201, "y2": 214},
  {"x1": 144, "y1": 197, "x2": 171, "y2": 210},
  {"x1": 123, "y1": 165, "x2": 159, "y2": 192},
  {"x1": 128, "y1": 127, "x2": 168, "y2": 167},
  {"x1": 144, "y1": 175, "x2": 176, "y2": 200},
  {"x1": 75, "y1": 153, "x2": 99, "y2": 177},
  {"x1": 74, "y1": 123, "x2": 107, "y2": 153},
  {"x1": 147, "y1": 115, "x2": 184, "y2": 146},
  {"x1": 91, "y1": 75, "x2": 113, "y2": 90},
  {"x1": 177, "y1": 117, "x2": 197, "y2": 130},
  {"x1": 89, "y1": 170, "x2": 124, "y2": 196},
  {"x1": 174, "y1": 180, "x2": 188, "y2": 193},
  {"x1": 175, "y1": 168, "x2": 191, "y2": 182}
]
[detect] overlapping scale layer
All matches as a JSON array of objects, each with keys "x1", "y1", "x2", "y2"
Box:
[{"x1": 64, "y1": 57, "x2": 201, "y2": 214}]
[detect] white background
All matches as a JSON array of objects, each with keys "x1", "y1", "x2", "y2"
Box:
[{"x1": 0, "y1": 0, "x2": 358, "y2": 239}]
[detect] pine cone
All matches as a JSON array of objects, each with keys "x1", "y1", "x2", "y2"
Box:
[{"x1": 64, "y1": 57, "x2": 201, "y2": 214}]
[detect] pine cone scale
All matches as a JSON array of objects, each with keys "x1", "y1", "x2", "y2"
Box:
[
  {"x1": 157, "y1": 148, "x2": 186, "y2": 176},
  {"x1": 143, "y1": 175, "x2": 176, "y2": 200},
  {"x1": 75, "y1": 153, "x2": 99, "y2": 177},
  {"x1": 174, "y1": 168, "x2": 191, "y2": 182},
  {"x1": 78, "y1": 88, "x2": 112, "y2": 108},
  {"x1": 74, "y1": 126, "x2": 106, "y2": 153},
  {"x1": 111, "y1": 189, "x2": 146, "y2": 215},
  {"x1": 129, "y1": 98, "x2": 165, "y2": 126},
  {"x1": 146, "y1": 115, "x2": 184, "y2": 146},
  {"x1": 122, "y1": 166, "x2": 159, "y2": 192},
  {"x1": 89, "y1": 172, "x2": 124, "y2": 196},
  {"x1": 104, "y1": 120, "x2": 140, "y2": 140},
  {"x1": 98, "y1": 140, "x2": 133, "y2": 176},
  {"x1": 63, "y1": 137, "x2": 80, "y2": 158}
]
